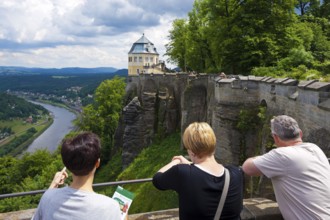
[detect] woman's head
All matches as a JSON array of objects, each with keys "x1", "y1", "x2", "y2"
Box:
[{"x1": 183, "y1": 122, "x2": 216, "y2": 158}]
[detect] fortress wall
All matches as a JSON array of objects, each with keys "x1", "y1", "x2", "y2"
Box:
[
  {"x1": 257, "y1": 79, "x2": 330, "y2": 156},
  {"x1": 123, "y1": 74, "x2": 330, "y2": 167},
  {"x1": 213, "y1": 78, "x2": 260, "y2": 164}
]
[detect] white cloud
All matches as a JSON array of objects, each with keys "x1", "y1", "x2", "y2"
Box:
[{"x1": 0, "y1": 0, "x2": 194, "y2": 69}]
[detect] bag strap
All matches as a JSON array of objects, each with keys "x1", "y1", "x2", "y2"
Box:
[{"x1": 214, "y1": 168, "x2": 230, "y2": 220}]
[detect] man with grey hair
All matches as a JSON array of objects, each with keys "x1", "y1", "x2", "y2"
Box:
[{"x1": 242, "y1": 115, "x2": 330, "y2": 220}]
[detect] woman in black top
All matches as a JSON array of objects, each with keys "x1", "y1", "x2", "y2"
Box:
[{"x1": 153, "y1": 122, "x2": 243, "y2": 220}]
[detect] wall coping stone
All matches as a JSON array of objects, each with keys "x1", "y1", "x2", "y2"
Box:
[
  {"x1": 318, "y1": 99, "x2": 330, "y2": 111},
  {"x1": 218, "y1": 78, "x2": 236, "y2": 83},
  {"x1": 298, "y1": 79, "x2": 319, "y2": 88},
  {"x1": 266, "y1": 78, "x2": 278, "y2": 83},
  {"x1": 305, "y1": 81, "x2": 330, "y2": 91},
  {"x1": 261, "y1": 76, "x2": 272, "y2": 82},
  {"x1": 249, "y1": 76, "x2": 267, "y2": 81},
  {"x1": 281, "y1": 79, "x2": 298, "y2": 86},
  {"x1": 274, "y1": 78, "x2": 290, "y2": 84}
]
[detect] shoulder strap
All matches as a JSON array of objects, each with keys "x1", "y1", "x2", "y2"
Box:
[{"x1": 214, "y1": 168, "x2": 230, "y2": 220}]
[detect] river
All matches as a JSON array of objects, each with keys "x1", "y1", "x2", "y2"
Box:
[{"x1": 26, "y1": 102, "x2": 77, "y2": 153}]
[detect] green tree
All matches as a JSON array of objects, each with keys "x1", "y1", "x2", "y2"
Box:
[
  {"x1": 320, "y1": 0, "x2": 330, "y2": 19},
  {"x1": 295, "y1": 0, "x2": 321, "y2": 16},
  {"x1": 79, "y1": 77, "x2": 126, "y2": 162},
  {"x1": 165, "y1": 19, "x2": 189, "y2": 71}
]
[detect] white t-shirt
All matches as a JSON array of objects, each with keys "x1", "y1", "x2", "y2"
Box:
[
  {"x1": 254, "y1": 143, "x2": 330, "y2": 220},
  {"x1": 32, "y1": 186, "x2": 121, "y2": 220}
]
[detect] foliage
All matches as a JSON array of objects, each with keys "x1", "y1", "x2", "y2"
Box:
[
  {"x1": 0, "y1": 150, "x2": 64, "y2": 212},
  {"x1": 0, "y1": 133, "x2": 182, "y2": 214},
  {"x1": 0, "y1": 93, "x2": 47, "y2": 120},
  {"x1": 236, "y1": 106, "x2": 270, "y2": 164},
  {"x1": 113, "y1": 133, "x2": 183, "y2": 213},
  {"x1": 0, "y1": 73, "x2": 122, "y2": 96},
  {"x1": 166, "y1": 0, "x2": 330, "y2": 79},
  {"x1": 0, "y1": 128, "x2": 37, "y2": 157},
  {"x1": 78, "y1": 77, "x2": 126, "y2": 163}
]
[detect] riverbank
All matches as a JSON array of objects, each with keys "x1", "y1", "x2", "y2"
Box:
[
  {"x1": 8, "y1": 118, "x2": 54, "y2": 157},
  {"x1": 0, "y1": 116, "x2": 53, "y2": 157},
  {"x1": 0, "y1": 100, "x2": 79, "y2": 157},
  {"x1": 26, "y1": 101, "x2": 77, "y2": 153}
]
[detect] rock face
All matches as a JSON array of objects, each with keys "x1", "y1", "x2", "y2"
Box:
[
  {"x1": 118, "y1": 74, "x2": 330, "y2": 169},
  {"x1": 121, "y1": 97, "x2": 147, "y2": 167},
  {"x1": 119, "y1": 76, "x2": 184, "y2": 167}
]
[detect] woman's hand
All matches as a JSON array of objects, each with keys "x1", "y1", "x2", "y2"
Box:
[
  {"x1": 49, "y1": 167, "x2": 68, "y2": 189},
  {"x1": 157, "y1": 155, "x2": 189, "y2": 173},
  {"x1": 172, "y1": 155, "x2": 191, "y2": 164}
]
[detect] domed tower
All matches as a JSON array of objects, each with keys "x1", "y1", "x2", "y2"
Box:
[{"x1": 128, "y1": 34, "x2": 164, "y2": 76}]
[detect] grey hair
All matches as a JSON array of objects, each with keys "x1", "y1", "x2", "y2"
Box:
[{"x1": 271, "y1": 115, "x2": 301, "y2": 141}]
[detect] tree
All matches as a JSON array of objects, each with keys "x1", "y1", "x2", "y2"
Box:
[
  {"x1": 165, "y1": 19, "x2": 189, "y2": 71},
  {"x1": 79, "y1": 77, "x2": 126, "y2": 162},
  {"x1": 320, "y1": 0, "x2": 330, "y2": 19},
  {"x1": 295, "y1": 0, "x2": 321, "y2": 16}
]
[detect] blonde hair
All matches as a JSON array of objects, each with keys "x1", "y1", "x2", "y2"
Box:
[{"x1": 183, "y1": 122, "x2": 216, "y2": 158}]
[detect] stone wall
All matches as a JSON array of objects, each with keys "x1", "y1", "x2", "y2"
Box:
[
  {"x1": 118, "y1": 73, "x2": 330, "y2": 168},
  {"x1": 0, "y1": 198, "x2": 283, "y2": 220}
]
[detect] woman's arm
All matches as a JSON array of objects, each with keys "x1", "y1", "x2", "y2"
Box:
[{"x1": 157, "y1": 155, "x2": 191, "y2": 173}]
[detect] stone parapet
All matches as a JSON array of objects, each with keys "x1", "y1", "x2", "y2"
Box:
[{"x1": 0, "y1": 198, "x2": 282, "y2": 220}]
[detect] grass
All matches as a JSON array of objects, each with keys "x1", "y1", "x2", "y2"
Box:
[
  {"x1": 0, "y1": 115, "x2": 52, "y2": 152},
  {"x1": 94, "y1": 132, "x2": 184, "y2": 214}
]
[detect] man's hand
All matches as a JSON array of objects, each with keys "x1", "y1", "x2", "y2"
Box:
[{"x1": 49, "y1": 167, "x2": 68, "y2": 189}]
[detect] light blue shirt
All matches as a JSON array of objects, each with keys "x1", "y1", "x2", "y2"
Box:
[{"x1": 32, "y1": 186, "x2": 121, "y2": 220}]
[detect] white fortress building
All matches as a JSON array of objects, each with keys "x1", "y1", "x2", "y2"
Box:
[{"x1": 128, "y1": 34, "x2": 166, "y2": 76}]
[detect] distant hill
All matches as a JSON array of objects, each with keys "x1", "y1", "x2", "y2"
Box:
[{"x1": 0, "y1": 66, "x2": 125, "y2": 75}]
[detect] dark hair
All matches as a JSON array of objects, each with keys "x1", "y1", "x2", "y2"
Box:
[{"x1": 61, "y1": 132, "x2": 101, "y2": 176}]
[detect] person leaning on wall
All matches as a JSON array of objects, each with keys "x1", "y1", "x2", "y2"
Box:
[
  {"x1": 32, "y1": 132, "x2": 121, "y2": 220},
  {"x1": 152, "y1": 122, "x2": 244, "y2": 220},
  {"x1": 242, "y1": 115, "x2": 330, "y2": 220}
]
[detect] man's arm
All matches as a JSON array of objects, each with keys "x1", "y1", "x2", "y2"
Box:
[
  {"x1": 242, "y1": 157, "x2": 263, "y2": 176},
  {"x1": 49, "y1": 167, "x2": 68, "y2": 189}
]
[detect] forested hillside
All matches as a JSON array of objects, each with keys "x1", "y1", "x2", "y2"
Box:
[
  {"x1": 0, "y1": 66, "x2": 120, "y2": 75},
  {"x1": 0, "y1": 93, "x2": 47, "y2": 120},
  {"x1": 0, "y1": 72, "x2": 126, "y2": 96},
  {"x1": 166, "y1": 0, "x2": 330, "y2": 81}
]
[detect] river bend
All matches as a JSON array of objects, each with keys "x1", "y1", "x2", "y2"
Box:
[{"x1": 26, "y1": 102, "x2": 76, "y2": 153}]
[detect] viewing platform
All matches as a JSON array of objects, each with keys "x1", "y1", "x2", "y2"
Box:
[
  {"x1": 0, "y1": 178, "x2": 284, "y2": 220},
  {"x1": 0, "y1": 198, "x2": 283, "y2": 220}
]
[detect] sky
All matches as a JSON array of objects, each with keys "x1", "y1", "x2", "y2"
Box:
[{"x1": 0, "y1": 0, "x2": 194, "y2": 69}]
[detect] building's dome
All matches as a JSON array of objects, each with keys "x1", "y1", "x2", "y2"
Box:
[{"x1": 128, "y1": 34, "x2": 159, "y2": 55}]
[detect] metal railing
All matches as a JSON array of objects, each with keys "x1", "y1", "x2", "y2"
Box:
[
  {"x1": 1, "y1": 158, "x2": 330, "y2": 199},
  {"x1": 0, "y1": 178, "x2": 152, "y2": 199}
]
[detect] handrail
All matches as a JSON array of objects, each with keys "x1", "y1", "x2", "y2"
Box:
[
  {"x1": 0, "y1": 178, "x2": 152, "y2": 199},
  {"x1": 2, "y1": 158, "x2": 330, "y2": 199}
]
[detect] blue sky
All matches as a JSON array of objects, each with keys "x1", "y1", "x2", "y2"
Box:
[{"x1": 0, "y1": 0, "x2": 194, "y2": 69}]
